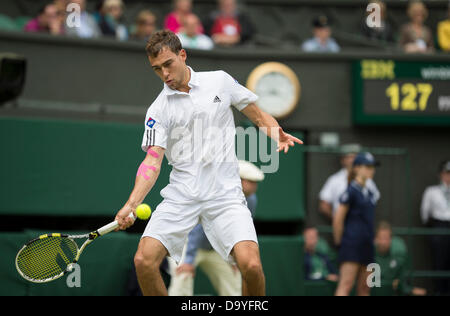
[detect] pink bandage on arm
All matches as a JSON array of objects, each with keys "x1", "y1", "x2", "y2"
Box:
[
  {"x1": 147, "y1": 148, "x2": 160, "y2": 158},
  {"x1": 136, "y1": 163, "x2": 157, "y2": 180}
]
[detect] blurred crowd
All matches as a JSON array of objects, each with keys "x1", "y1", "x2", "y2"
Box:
[
  {"x1": 14, "y1": 0, "x2": 255, "y2": 50},
  {"x1": 0, "y1": 0, "x2": 449, "y2": 53}
]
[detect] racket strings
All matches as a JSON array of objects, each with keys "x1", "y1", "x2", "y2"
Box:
[{"x1": 16, "y1": 237, "x2": 78, "y2": 281}]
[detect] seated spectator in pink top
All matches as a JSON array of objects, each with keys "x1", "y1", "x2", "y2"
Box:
[
  {"x1": 24, "y1": 3, "x2": 64, "y2": 35},
  {"x1": 164, "y1": 0, "x2": 203, "y2": 34}
]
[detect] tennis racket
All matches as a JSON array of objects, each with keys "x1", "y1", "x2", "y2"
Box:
[{"x1": 15, "y1": 212, "x2": 136, "y2": 283}]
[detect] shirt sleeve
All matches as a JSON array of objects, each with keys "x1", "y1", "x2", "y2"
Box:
[
  {"x1": 339, "y1": 186, "x2": 353, "y2": 206},
  {"x1": 301, "y1": 39, "x2": 315, "y2": 52},
  {"x1": 319, "y1": 176, "x2": 335, "y2": 203},
  {"x1": 329, "y1": 39, "x2": 341, "y2": 53},
  {"x1": 368, "y1": 179, "x2": 381, "y2": 203},
  {"x1": 141, "y1": 103, "x2": 169, "y2": 152},
  {"x1": 420, "y1": 188, "x2": 432, "y2": 224},
  {"x1": 222, "y1": 71, "x2": 258, "y2": 111}
]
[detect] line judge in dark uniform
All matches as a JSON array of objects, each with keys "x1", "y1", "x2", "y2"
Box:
[{"x1": 333, "y1": 152, "x2": 380, "y2": 296}]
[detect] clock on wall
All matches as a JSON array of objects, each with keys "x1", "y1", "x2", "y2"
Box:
[{"x1": 246, "y1": 62, "x2": 301, "y2": 119}]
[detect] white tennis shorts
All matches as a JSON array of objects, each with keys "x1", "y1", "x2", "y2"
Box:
[{"x1": 141, "y1": 197, "x2": 258, "y2": 264}]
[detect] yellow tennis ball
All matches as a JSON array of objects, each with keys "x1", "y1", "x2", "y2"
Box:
[{"x1": 136, "y1": 204, "x2": 151, "y2": 220}]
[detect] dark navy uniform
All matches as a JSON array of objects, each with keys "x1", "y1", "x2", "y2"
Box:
[{"x1": 338, "y1": 180, "x2": 379, "y2": 265}]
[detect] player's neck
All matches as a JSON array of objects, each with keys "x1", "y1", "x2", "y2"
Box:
[{"x1": 177, "y1": 66, "x2": 191, "y2": 93}]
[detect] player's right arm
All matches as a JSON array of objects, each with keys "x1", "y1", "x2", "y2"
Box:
[{"x1": 115, "y1": 146, "x2": 165, "y2": 230}]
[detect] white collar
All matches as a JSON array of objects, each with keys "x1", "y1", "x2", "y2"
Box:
[{"x1": 164, "y1": 66, "x2": 198, "y2": 95}]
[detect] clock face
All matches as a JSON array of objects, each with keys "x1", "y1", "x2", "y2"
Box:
[
  {"x1": 254, "y1": 71, "x2": 296, "y2": 118},
  {"x1": 246, "y1": 62, "x2": 300, "y2": 119}
]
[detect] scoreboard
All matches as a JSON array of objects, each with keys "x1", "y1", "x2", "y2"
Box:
[{"x1": 353, "y1": 59, "x2": 450, "y2": 126}]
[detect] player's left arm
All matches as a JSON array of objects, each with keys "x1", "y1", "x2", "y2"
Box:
[{"x1": 241, "y1": 103, "x2": 303, "y2": 153}]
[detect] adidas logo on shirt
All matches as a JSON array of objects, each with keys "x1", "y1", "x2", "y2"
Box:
[{"x1": 213, "y1": 96, "x2": 221, "y2": 103}]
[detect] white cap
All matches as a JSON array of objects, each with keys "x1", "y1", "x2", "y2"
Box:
[{"x1": 239, "y1": 160, "x2": 265, "y2": 182}]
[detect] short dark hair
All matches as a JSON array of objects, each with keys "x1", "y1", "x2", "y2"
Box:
[
  {"x1": 376, "y1": 221, "x2": 392, "y2": 234},
  {"x1": 145, "y1": 30, "x2": 182, "y2": 58}
]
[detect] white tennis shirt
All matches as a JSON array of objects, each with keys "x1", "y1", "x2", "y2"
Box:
[
  {"x1": 141, "y1": 66, "x2": 258, "y2": 202},
  {"x1": 421, "y1": 184, "x2": 450, "y2": 223}
]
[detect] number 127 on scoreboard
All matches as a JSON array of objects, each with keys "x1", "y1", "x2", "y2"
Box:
[{"x1": 385, "y1": 82, "x2": 433, "y2": 111}]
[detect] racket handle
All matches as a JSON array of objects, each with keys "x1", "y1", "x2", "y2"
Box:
[{"x1": 97, "y1": 212, "x2": 136, "y2": 236}]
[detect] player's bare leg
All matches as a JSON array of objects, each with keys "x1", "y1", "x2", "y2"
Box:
[
  {"x1": 232, "y1": 241, "x2": 265, "y2": 296},
  {"x1": 356, "y1": 265, "x2": 371, "y2": 296},
  {"x1": 335, "y1": 262, "x2": 360, "y2": 296},
  {"x1": 134, "y1": 236, "x2": 169, "y2": 296},
  {"x1": 241, "y1": 275, "x2": 248, "y2": 295}
]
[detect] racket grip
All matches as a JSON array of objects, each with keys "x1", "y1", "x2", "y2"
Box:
[{"x1": 97, "y1": 212, "x2": 136, "y2": 236}]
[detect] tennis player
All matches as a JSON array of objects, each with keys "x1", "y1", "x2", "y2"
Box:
[{"x1": 114, "y1": 30, "x2": 303, "y2": 296}]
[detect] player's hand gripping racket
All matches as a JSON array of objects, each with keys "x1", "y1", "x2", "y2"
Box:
[{"x1": 15, "y1": 212, "x2": 136, "y2": 283}]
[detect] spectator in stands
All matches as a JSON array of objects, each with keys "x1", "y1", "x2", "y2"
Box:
[
  {"x1": 361, "y1": 0, "x2": 394, "y2": 43},
  {"x1": 24, "y1": 3, "x2": 64, "y2": 35},
  {"x1": 168, "y1": 160, "x2": 264, "y2": 296},
  {"x1": 318, "y1": 144, "x2": 379, "y2": 222},
  {"x1": 421, "y1": 160, "x2": 450, "y2": 295},
  {"x1": 301, "y1": 15, "x2": 340, "y2": 53},
  {"x1": 53, "y1": 0, "x2": 69, "y2": 31},
  {"x1": 53, "y1": 0, "x2": 69, "y2": 10},
  {"x1": 65, "y1": 0, "x2": 101, "y2": 38},
  {"x1": 304, "y1": 226, "x2": 338, "y2": 282},
  {"x1": 374, "y1": 221, "x2": 426, "y2": 296},
  {"x1": 96, "y1": 0, "x2": 128, "y2": 41},
  {"x1": 399, "y1": 0, "x2": 434, "y2": 53},
  {"x1": 333, "y1": 152, "x2": 380, "y2": 296},
  {"x1": 203, "y1": 0, "x2": 255, "y2": 47},
  {"x1": 177, "y1": 14, "x2": 214, "y2": 50},
  {"x1": 130, "y1": 10, "x2": 158, "y2": 42},
  {"x1": 437, "y1": 2, "x2": 450, "y2": 52},
  {"x1": 164, "y1": 0, "x2": 203, "y2": 34}
]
